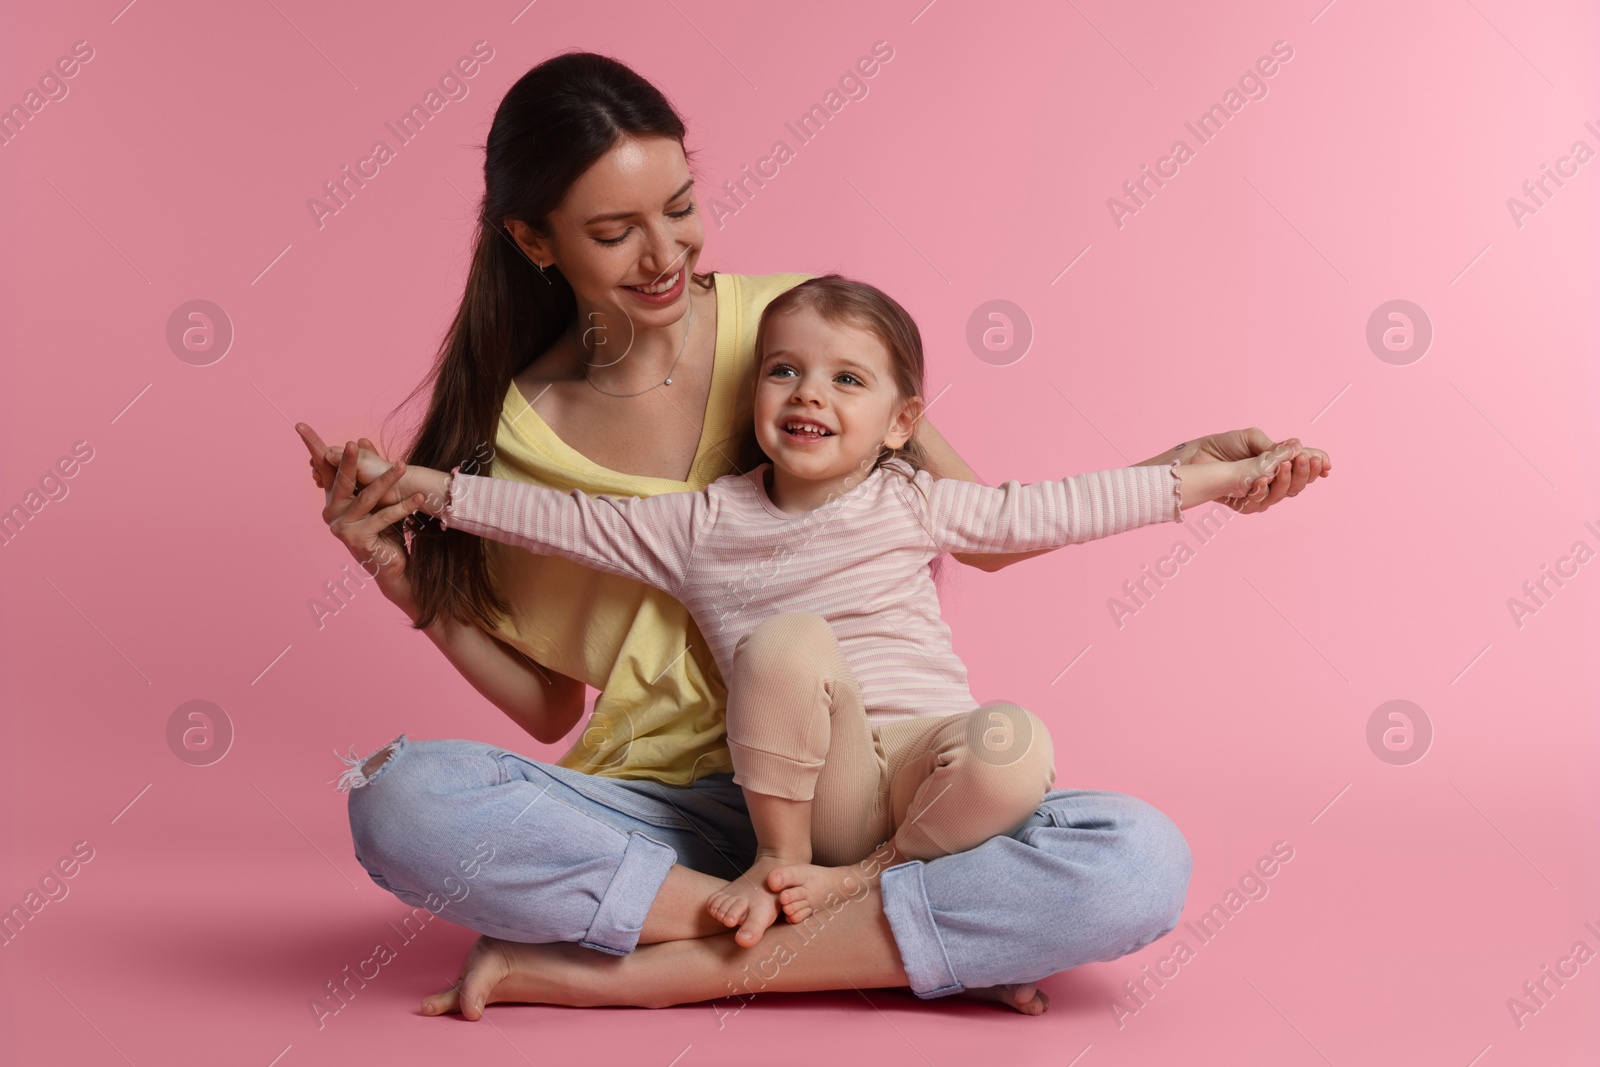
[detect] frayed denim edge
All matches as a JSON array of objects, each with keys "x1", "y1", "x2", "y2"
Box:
[{"x1": 330, "y1": 733, "x2": 408, "y2": 794}]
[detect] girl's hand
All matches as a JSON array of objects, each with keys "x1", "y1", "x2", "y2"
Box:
[
  {"x1": 298, "y1": 424, "x2": 404, "y2": 507},
  {"x1": 1177, "y1": 428, "x2": 1331, "y2": 515},
  {"x1": 1176, "y1": 439, "x2": 1304, "y2": 511},
  {"x1": 1216, "y1": 439, "x2": 1305, "y2": 511}
]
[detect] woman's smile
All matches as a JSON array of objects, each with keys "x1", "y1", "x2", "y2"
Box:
[{"x1": 621, "y1": 266, "x2": 686, "y2": 305}]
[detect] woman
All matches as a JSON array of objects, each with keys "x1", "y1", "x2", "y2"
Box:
[{"x1": 299, "y1": 51, "x2": 1329, "y2": 1018}]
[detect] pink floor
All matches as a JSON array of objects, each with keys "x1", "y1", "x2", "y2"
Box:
[{"x1": 4, "y1": 0, "x2": 1599, "y2": 1064}]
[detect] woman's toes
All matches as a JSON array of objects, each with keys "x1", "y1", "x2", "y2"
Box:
[
  {"x1": 423, "y1": 936, "x2": 513, "y2": 1022},
  {"x1": 959, "y1": 981, "x2": 1051, "y2": 1015},
  {"x1": 458, "y1": 968, "x2": 496, "y2": 1021},
  {"x1": 1010, "y1": 983, "x2": 1048, "y2": 1016},
  {"x1": 421, "y1": 983, "x2": 461, "y2": 1016}
]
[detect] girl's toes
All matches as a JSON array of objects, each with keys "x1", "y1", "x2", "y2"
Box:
[
  {"x1": 782, "y1": 901, "x2": 814, "y2": 924},
  {"x1": 766, "y1": 865, "x2": 803, "y2": 892},
  {"x1": 776, "y1": 884, "x2": 811, "y2": 919}
]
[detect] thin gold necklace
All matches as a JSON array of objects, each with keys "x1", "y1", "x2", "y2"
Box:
[{"x1": 579, "y1": 297, "x2": 693, "y2": 399}]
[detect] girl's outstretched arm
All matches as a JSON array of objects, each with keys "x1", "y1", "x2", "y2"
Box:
[
  {"x1": 912, "y1": 417, "x2": 1052, "y2": 572},
  {"x1": 398, "y1": 464, "x2": 704, "y2": 598},
  {"x1": 912, "y1": 440, "x2": 1303, "y2": 558},
  {"x1": 914, "y1": 419, "x2": 1325, "y2": 568}
]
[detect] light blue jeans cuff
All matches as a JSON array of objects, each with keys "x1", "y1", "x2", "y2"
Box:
[
  {"x1": 579, "y1": 829, "x2": 677, "y2": 955},
  {"x1": 880, "y1": 860, "x2": 964, "y2": 998}
]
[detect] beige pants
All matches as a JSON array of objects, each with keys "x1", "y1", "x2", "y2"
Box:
[{"x1": 724, "y1": 613, "x2": 1057, "y2": 868}]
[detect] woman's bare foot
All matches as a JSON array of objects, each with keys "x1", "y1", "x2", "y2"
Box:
[
  {"x1": 705, "y1": 853, "x2": 793, "y2": 947},
  {"x1": 422, "y1": 934, "x2": 1050, "y2": 1018},
  {"x1": 955, "y1": 981, "x2": 1050, "y2": 1015},
  {"x1": 421, "y1": 935, "x2": 614, "y2": 1019}
]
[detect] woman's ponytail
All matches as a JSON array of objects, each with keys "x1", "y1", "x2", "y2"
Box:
[{"x1": 378, "y1": 51, "x2": 706, "y2": 630}]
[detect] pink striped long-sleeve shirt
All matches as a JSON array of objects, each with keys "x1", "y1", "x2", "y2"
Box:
[{"x1": 440, "y1": 458, "x2": 1183, "y2": 724}]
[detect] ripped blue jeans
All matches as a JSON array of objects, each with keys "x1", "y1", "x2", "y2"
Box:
[{"x1": 339, "y1": 734, "x2": 1191, "y2": 998}]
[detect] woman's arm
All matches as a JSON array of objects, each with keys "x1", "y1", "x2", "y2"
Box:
[
  {"x1": 389, "y1": 554, "x2": 588, "y2": 742},
  {"x1": 1132, "y1": 442, "x2": 1188, "y2": 467},
  {"x1": 413, "y1": 604, "x2": 587, "y2": 745}
]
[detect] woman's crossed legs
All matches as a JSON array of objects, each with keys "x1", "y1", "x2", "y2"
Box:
[{"x1": 343, "y1": 727, "x2": 1190, "y2": 1017}]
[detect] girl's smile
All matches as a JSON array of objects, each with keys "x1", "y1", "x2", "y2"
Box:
[
  {"x1": 752, "y1": 306, "x2": 922, "y2": 514},
  {"x1": 778, "y1": 415, "x2": 836, "y2": 442}
]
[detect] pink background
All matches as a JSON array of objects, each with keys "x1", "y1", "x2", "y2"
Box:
[{"x1": 3, "y1": 0, "x2": 1599, "y2": 1064}]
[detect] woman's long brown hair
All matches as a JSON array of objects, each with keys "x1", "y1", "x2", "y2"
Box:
[{"x1": 382, "y1": 51, "x2": 713, "y2": 631}]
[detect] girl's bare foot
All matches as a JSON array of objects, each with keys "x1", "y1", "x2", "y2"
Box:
[
  {"x1": 766, "y1": 861, "x2": 874, "y2": 924},
  {"x1": 705, "y1": 853, "x2": 793, "y2": 947}
]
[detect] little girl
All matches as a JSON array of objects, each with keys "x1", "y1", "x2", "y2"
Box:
[{"x1": 344, "y1": 275, "x2": 1303, "y2": 949}]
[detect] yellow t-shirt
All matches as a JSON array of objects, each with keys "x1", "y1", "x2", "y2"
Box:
[{"x1": 483, "y1": 271, "x2": 814, "y2": 785}]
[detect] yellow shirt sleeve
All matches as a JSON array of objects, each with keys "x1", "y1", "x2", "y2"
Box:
[{"x1": 482, "y1": 271, "x2": 815, "y2": 784}]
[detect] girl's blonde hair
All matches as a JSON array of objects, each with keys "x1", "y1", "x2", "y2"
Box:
[{"x1": 728, "y1": 274, "x2": 930, "y2": 485}]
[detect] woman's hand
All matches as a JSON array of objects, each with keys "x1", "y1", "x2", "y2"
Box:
[
  {"x1": 327, "y1": 440, "x2": 423, "y2": 585},
  {"x1": 1176, "y1": 428, "x2": 1331, "y2": 515},
  {"x1": 300, "y1": 427, "x2": 425, "y2": 616},
  {"x1": 1176, "y1": 438, "x2": 1306, "y2": 512}
]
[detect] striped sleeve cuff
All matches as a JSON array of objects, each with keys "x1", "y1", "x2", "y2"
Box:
[
  {"x1": 1162, "y1": 457, "x2": 1183, "y2": 523},
  {"x1": 436, "y1": 465, "x2": 466, "y2": 530}
]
